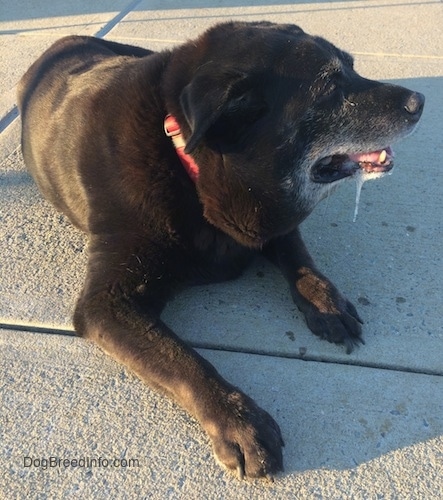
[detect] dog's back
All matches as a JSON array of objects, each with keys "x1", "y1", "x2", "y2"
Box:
[
  {"x1": 18, "y1": 36, "x2": 159, "y2": 231},
  {"x1": 18, "y1": 35, "x2": 152, "y2": 116}
]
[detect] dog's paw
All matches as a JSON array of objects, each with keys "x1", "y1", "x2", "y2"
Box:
[
  {"x1": 293, "y1": 268, "x2": 364, "y2": 353},
  {"x1": 206, "y1": 391, "x2": 284, "y2": 480},
  {"x1": 303, "y1": 294, "x2": 364, "y2": 354}
]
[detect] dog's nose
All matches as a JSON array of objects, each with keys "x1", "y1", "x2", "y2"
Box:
[{"x1": 403, "y1": 91, "x2": 425, "y2": 120}]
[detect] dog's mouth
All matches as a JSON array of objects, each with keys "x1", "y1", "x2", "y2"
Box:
[{"x1": 311, "y1": 147, "x2": 394, "y2": 183}]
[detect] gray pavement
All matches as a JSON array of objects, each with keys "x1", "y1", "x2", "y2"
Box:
[{"x1": 1, "y1": 1, "x2": 442, "y2": 498}]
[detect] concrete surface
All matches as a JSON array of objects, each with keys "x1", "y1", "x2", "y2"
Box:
[
  {"x1": 1, "y1": 0, "x2": 442, "y2": 497},
  {"x1": 2, "y1": 329, "x2": 443, "y2": 498}
]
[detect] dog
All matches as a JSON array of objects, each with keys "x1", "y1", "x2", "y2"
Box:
[{"x1": 18, "y1": 21, "x2": 424, "y2": 479}]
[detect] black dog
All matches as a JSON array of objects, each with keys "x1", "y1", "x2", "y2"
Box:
[{"x1": 18, "y1": 21, "x2": 424, "y2": 479}]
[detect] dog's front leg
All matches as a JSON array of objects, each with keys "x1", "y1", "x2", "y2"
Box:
[
  {"x1": 73, "y1": 247, "x2": 283, "y2": 479},
  {"x1": 264, "y1": 228, "x2": 363, "y2": 353}
]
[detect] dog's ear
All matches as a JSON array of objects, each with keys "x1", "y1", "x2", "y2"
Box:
[{"x1": 180, "y1": 69, "x2": 266, "y2": 153}]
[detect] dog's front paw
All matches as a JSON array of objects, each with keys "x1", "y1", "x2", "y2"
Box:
[
  {"x1": 205, "y1": 391, "x2": 284, "y2": 480},
  {"x1": 293, "y1": 267, "x2": 364, "y2": 353},
  {"x1": 303, "y1": 294, "x2": 364, "y2": 353}
]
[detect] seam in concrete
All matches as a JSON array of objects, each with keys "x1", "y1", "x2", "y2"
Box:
[
  {"x1": 1, "y1": 322, "x2": 75, "y2": 337},
  {"x1": 94, "y1": 0, "x2": 144, "y2": 38},
  {"x1": 2, "y1": 322, "x2": 442, "y2": 378},
  {"x1": 353, "y1": 51, "x2": 443, "y2": 60},
  {"x1": 194, "y1": 342, "x2": 443, "y2": 378},
  {"x1": 0, "y1": 106, "x2": 19, "y2": 133},
  {"x1": 0, "y1": 0, "x2": 144, "y2": 135}
]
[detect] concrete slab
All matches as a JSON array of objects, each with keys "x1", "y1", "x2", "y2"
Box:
[
  {"x1": 109, "y1": 0, "x2": 443, "y2": 58},
  {"x1": 1, "y1": 328, "x2": 443, "y2": 497},
  {"x1": 0, "y1": 144, "x2": 86, "y2": 327}
]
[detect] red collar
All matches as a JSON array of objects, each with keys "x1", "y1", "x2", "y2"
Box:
[{"x1": 164, "y1": 114, "x2": 199, "y2": 182}]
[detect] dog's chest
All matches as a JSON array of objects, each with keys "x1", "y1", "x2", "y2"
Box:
[{"x1": 187, "y1": 224, "x2": 254, "y2": 284}]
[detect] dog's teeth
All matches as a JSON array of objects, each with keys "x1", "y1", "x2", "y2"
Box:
[{"x1": 378, "y1": 150, "x2": 387, "y2": 163}]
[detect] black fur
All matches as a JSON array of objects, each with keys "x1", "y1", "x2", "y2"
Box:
[{"x1": 18, "y1": 21, "x2": 424, "y2": 479}]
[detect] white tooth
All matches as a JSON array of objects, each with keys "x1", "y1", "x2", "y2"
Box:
[{"x1": 378, "y1": 150, "x2": 387, "y2": 163}]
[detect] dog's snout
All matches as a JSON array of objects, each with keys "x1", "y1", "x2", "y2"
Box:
[{"x1": 403, "y1": 91, "x2": 425, "y2": 120}]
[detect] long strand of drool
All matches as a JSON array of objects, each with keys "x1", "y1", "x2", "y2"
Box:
[{"x1": 353, "y1": 172, "x2": 365, "y2": 222}]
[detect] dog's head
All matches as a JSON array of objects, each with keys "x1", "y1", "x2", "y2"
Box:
[{"x1": 165, "y1": 21, "x2": 424, "y2": 247}]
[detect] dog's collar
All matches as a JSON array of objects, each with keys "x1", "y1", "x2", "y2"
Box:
[{"x1": 164, "y1": 115, "x2": 199, "y2": 182}]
